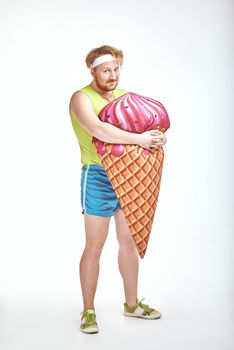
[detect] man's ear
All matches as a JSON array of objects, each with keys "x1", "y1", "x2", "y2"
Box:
[{"x1": 90, "y1": 68, "x2": 95, "y2": 78}]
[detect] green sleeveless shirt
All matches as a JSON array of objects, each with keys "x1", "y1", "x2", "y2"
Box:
[{"x1": 70, "y1": 85, "x2": 127, "y2": 168}]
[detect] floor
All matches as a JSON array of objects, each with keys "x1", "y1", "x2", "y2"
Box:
[{"x1": 1, "y1": 294, "x2": 233, "y2": 350}]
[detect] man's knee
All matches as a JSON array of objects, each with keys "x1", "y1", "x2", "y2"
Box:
[
  {"x1": 117, "y1": 232, "x2": 135, "y2": 251},
  {"x1": 83, "y1": 243, "x2": 104, "y2": 259}
]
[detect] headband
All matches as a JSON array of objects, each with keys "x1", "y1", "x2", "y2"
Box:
[{"x1": 90, "y1": 54, "x2": 116, "y2": 69}]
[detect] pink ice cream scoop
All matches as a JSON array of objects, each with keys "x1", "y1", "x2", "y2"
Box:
[{"x1": 93, "y1": 92, "x2": 170, "y2": 156}]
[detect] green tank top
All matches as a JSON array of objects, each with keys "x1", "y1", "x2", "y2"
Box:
[{"x1": 70, "y1": 85, "x2": 127, "y2": 168}]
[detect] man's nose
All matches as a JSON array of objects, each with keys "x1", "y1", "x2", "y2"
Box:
[{"x1": 109, "y1": 70, "x2": 117, "y2": 80}]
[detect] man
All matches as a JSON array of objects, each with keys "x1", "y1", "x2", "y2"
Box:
[{"x1": 69, "y1": 45, "x2": 167, "y2": 334}]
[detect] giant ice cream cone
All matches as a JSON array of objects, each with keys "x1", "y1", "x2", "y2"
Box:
[{"x1": 93, "y1": 92, "x2": 170, "y2": 258}]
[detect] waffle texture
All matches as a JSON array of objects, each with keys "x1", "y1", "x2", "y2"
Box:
[{"x1": 100, "y1": 144, "x2": 164, "y2": 258}]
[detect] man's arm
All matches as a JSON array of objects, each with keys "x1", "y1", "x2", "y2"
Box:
[{"x1": 69, "y1": 91, "x2": 163, "y2": 150}]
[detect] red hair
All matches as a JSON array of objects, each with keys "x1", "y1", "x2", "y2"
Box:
[{"x1": 85, "y1": 45, "x2": 124, "y2": 68}]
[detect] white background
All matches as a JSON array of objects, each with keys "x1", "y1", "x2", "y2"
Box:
[{"x1": 0, "y1": 0, "x2": 233, "y2": 349}]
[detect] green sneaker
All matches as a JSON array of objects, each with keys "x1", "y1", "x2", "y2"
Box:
[
  {"x1": 124, "y1": 298, "x2": 162, "y2": 319},
  {"x1": 80, "y1": 309, "x2": 99, "y2": 334}
]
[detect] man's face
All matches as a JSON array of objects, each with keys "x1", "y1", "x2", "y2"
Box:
[{"x1": 91, "y1": 61, "x2": 120, "y2": 91}]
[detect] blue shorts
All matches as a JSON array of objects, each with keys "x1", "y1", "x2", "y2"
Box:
[{"x1": 80, "y1": 164, "x2": 122, "y2": 217}]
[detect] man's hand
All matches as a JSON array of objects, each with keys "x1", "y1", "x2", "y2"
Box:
[{"x1": 137, "y1": 130, "x2": 167, "y2": 151}]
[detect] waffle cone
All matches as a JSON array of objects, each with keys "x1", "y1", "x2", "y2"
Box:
[{"x1": 98, "y1": 144, "x2": 164, "y2": 258}]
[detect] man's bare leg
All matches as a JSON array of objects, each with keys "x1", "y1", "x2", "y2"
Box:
[
  {"x1": 79, "y1": 214, "x2": 111, "y2": 310},
  {"x1": 114, "y1": 209, "x2": 139, "y2": 307}
]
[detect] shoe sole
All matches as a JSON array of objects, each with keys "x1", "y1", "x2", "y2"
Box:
[
  {"x1": 124, "y1": 311, "x2": 162, "y2": 319},
  {"x1": 80, "y1": 326, "x2": 99, "y2": 334}
]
